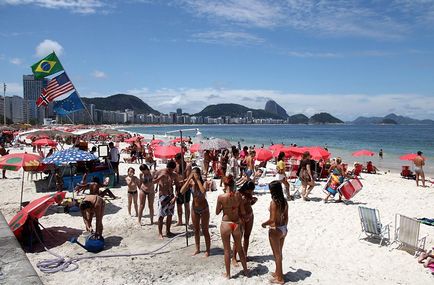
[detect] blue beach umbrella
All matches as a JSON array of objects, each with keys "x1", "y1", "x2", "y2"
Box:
[{"x1": 42, "y1": 148, "x2": 98, "y2": 166}]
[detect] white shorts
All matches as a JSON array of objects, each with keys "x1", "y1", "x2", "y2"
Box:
[{"x1": 276, "y1": 173, "x2": 286, "y2": 181}]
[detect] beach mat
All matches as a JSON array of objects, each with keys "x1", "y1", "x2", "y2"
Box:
[
  {"x1": 254, "y1": 184, "x2": 269, "y2": 194},
  {"x1": 417, "y1": 218, "x2": 434, "y2": 226}
]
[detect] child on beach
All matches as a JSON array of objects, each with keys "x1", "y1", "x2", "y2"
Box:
[{"x1": 125, "y1": 167, "x2": 139, "y2": 217}]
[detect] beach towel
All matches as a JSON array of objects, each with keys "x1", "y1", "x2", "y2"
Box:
[
  {"x1": 338, "y1": 177, "x2": 363, "y2": 200},
  {"x1": 417, "y1": 218, "x2": 434, "y2": 226},
  {"x1": 254, "y1": 184, "x2": 269, "y2": 194}
]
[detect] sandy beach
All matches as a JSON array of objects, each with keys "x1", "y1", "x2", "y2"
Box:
[{"x1": 1, "y1": 142, "x2": 433, "y2": 285}]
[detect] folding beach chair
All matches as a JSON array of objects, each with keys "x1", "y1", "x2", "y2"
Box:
[
  {"x1": 290, "y1": 178, "x2": 302, "y2": 198},
  {"x1": 358, "y1": 206, "x2": 390, "y2": 246},
  {"x1": 391, "y1": 214, "x2": 427, "y2": 256}
]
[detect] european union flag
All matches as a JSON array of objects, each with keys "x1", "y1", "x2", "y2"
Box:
[{"x1": 53, "y1": 92, "x2": 84, "y2": 115}]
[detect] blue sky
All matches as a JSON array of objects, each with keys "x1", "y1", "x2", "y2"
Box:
[{"x1": 1, "y1": 0, "x2": 434, "y2": 120}]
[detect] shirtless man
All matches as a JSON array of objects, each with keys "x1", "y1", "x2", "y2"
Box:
[
  {"x1": 245, "y1": 151, "x2": 255, "y2": 178},
  {"x1": 413, "y1": 151, "x2": 426, "y2": 187},
  {"x1": 153, "y1": 160, "x2": 180, "y2": 239},
  {"x1": 80, "y1": 194, "x2": 105, "y2": 238},
  {"x1": 174, "y1": 153, "x2": 192, "y2": 226}
]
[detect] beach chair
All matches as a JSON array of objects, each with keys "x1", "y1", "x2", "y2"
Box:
[
  {"x1": 358, "y1": 206, "x2": 390, "y2": 246},
  {"x1": 400, "y1": 166, "x2": 415, "y2": 179},
  {"x1": 290, "y1": 178, "x2": 302, "y2": 198},
  {"x1": 391, "y1": 214, "x2": 427, "y2": 256}
]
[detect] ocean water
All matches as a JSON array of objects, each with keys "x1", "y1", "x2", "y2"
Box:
[{"x1": 124, "y1": 124, "x2": 434, "y2": 175}]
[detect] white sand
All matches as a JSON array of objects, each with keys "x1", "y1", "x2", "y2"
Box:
[{"x1": 1, "y1": 143, "x2": 433, "y2": 285}]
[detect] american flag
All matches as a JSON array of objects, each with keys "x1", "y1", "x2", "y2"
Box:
[{"x1": 36, "y1": 72, "x2": 74, "y2": 107}]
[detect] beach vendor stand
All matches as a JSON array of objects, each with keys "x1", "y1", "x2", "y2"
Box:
[{"x1": 42, "y1": 148, "x2": 114, "y2": 194}]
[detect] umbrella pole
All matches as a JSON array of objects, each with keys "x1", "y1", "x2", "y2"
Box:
[
  {"x1": 71, "y1": 164, "x2": 74, "y2": 200},
  {"x1": 20, "y1": 170, "x2": 24, "y2": 210}
]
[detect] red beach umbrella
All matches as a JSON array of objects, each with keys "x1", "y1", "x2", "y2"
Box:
[
  {"x1": 153, "y1": 145, "x2": 181, "y2": 159},
  {"x1": 37, "y1": 135, "x2": 50, "y2": 139},
  {"x1": 150, "y1": 139, "x2": 164, "y2": 145},
  {"x1": 268, "y1": 144, "x2": 284, "y2": 151},
  {"x1": 255, "y1": 148, "x2": 273, "y2": 161},
  {"x1": 399, "y1": 153, "x2": 426, "y2": 161},
  {"x1": 352, "y1": 149, "x2": 375, "y2": 157},
  {"x1": 306, "y1": 146, "x2": 331, "y2": 161},
  {"x1": 171, "y1": 137, "x2": 188, "y2": 143},
  {"x1": 190, "y1": 143, "x2": 201, "y2": 153},
  {"x1": 8, "y1": 192, "x2": 66, "y2": 239},
  {"x1": 32, "y1": 138, "x2": 58, "y2": 147},
  {"x1": 125, "y1": 137, "x2": 139, "y2": 143}
]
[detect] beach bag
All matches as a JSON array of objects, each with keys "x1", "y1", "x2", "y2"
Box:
[{"x1": 338, "y1": 177, "x2": 363, "y2": 200}]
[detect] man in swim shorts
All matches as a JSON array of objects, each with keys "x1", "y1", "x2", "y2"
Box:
[
  {"x1": 413, "y1": 151, "x2": 426, "y2": 187},
  {"x1": 153, "y1": 160, "x2": 180, "y2": 239}
]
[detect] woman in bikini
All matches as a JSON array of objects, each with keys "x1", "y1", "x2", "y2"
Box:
[
  {"x1": 125, "y1": 167, "x2": 139, "y2": 217},
  {"x1": 180, "y1": 167, "x2": 211, "y2": 256},
  {"x1": 232, "y1": 181, "x2": 257, "y2": 265},
  {"x1": 216, "y1": 174, "x2": 249, "y2": 279},
  {"x1": 262, "y1": 180, "x2": 289, "y2": 285},
  {"x1": 138, "y1": 164, "x2": 155, "y2": 225}
]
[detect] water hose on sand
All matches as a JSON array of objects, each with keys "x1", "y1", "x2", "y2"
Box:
[{"x1": 34, "y1": 228, "x2": 187, "y2": 274}]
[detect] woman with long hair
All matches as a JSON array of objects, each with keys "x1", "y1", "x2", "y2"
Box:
[
  {"x1": 232, "y1": 181, "x2": 257, "y2": 265},
  {"x1": 262, "y1": 180, "x2": 289, "y2": 284},
  {"x1": 276, "y1": 152, "x2": 291, "y2": 200},
  {"x1": 180, "y1": 167, "x2": 211, "y2": 256},
  {"x1": 299, "y1": 151, "x2": 315, "y2": 201},
  {"x1": 138, "y1": 164, "x2": 155, "y2": 225},
  {"x1": 216, "y1": 174, "x2": 249, "y2": 279}
]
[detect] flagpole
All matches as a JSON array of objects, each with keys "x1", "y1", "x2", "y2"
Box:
[
  {"x1": 61, "y1": 70, "x2": 95, "y2": 125},
  {"x1": 3, "y1": 83, "x2": 6, "y2": 126}
]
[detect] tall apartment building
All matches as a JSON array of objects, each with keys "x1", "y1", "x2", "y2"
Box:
[{"x1": 23, "y1": 75, "x2": 48, "y2": 124}]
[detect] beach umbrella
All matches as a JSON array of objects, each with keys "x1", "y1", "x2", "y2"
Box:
[
  {"x1": 125, "y1": 137, "x2": 141, "y2": 143},
  {"x1": 306, "y1": 146, "x2": 331, "y2": 161},
  {"x1": 190, "y1": 143, "x2": 201, "y2": 153},
  {"x1": 32, "y1": 138, "x2": 58, "y2": 147},
  {"x1": 268, "y1": 144, "x2": 284, "y2": 151},
  {"x1": 352, "y1": 149, "x2": 375, "y2": 157},
  {"x1": 150, "y1": 139, "x2": 164, "y2": 145},
  {"x1": 8, "y1": 192, "x2": 66, "y2": 239},
  {"x1": 153, "y1": 145, "x2": 181, "y2": 159},
  {"x1": 42, "y1": 148, "x2": 98, "y2": 166},
  {"x1": 200, "y1": 138, "x2": 232, "y2": 150},
  {"x1": 0, "y1": 153, "x2": 43, "y2": 209},
  {"x1": 254, "y1": 148, "x2": 273, "y2": 161},
  {"x1": 399, "y1": 153, "x2": 426, "y2": 161}
]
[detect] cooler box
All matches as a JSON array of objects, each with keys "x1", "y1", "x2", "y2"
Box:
[{"x1": 338, "y1": 177, "x2": 363, "y2": 200}]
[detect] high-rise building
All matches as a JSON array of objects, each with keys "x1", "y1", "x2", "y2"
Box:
[
  {"x1": 176, "y1": 108, "x2": 182, "y2": 116},
  {"x1": 5, "y1": 96, "x2": 24, "y2": 123},
  {"x1": 23, "y1": 75, "x2": 48, "y2": 124},
  {"x1": 246, "y1": 111, "x2": 253, "y2": 122}
]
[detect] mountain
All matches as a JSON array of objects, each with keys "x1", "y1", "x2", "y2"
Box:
[
  {"x1": 352, "y1": 113, "x2": 434, "y2": 125},
  {"x1": 82, "y1": 94, "x2": 160, "y2": 115},
  {"x1": 264, "y1": 100, "x2": 289, "y2": 119},
  {"x1": 194, "y1": 103, "x2": 283, "y2": 119},
  {"x1": 309, "y1": 112, "x2": 344, "y2": 124},
  {"x1": 379, "y1": 118, "x2": 398, "y2": 124},
  {"x1": 287, "y1": 114, "x2": 309, "y2": 124}
]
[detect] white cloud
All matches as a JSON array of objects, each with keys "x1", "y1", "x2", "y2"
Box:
[
  {"x1": 9, "y1": 57, "x2": 23, "y2": 65},
  {"x1": 123, "y1": 86, "x2": 434, "y2": 120},
  {"x1": 4, "y1": 0, "x2": 106, "y2": 14},
  {"x1": 92, "y1": 70, "x2": 107, "y2": 78},
  {"x1": 178, "y1": 0, "x2": 434, "y2": 40},
  {"x1": 287, "y1": 51, "x2": 341, "y2": 58},
  {"x1": 35, "y1": 39, "x2": 64, "y2": 58},
  {"x1": 191, "y1": 31, "x2": 264, "y2": 45}
]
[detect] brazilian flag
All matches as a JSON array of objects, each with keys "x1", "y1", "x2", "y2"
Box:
[{"x1": 31, "y1": 52, "x2": 64, "y2": 79}]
